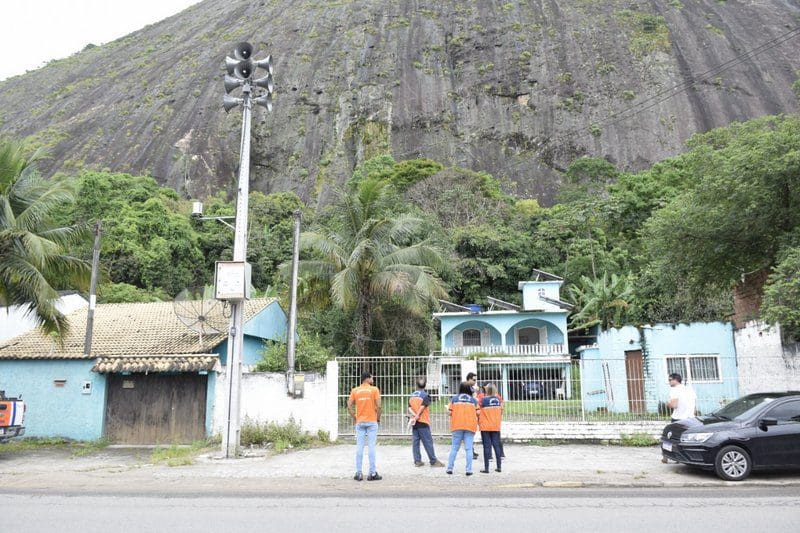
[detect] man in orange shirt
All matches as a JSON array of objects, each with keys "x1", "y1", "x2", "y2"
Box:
[
  {"x1": 408, "y1": 376, "x2": 445, "y2": 467},
  {"x1": 347, "y1": 371, "x2": 382, "y2": 481}
]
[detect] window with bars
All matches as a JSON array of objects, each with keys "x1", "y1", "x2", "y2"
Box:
[
  {"x1": 665, "y1": 355, "x2": 721, "y2": 383},
  {"x1": 463, "y1": 329, "x2": 482, "y2": 346}
]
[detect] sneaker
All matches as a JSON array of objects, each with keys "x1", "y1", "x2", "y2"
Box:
[
  {"x1": 489, "y1": 457, "x2": 494, "y2": 461},
  {"x1": 466, "y1": 472, "x2": 473, "y2": 476},
  {"x1": 446, "y1": 470, "x2": 453, "y2": 475},
  {"x1": 353, "y1": 472, "x2": 363, "y2": 481},
  {"x1": 495, "y1": 468, "x2": 501, "y2": 473},
  {"x1": 480, "y1": 469, "x2": 489, "y2": 474},
  {"x1": 472, "y1": 453, "x2": 478, "y2": 460},
  {"x1": 367, "y1": 472, "x2": 382, "y2": 481},
  {"x1": 414, "y1": 461, "x2": 425, "y2": 467},
  {"x1": 431, "y1": 460, "x2": 445, "y2": 467}
]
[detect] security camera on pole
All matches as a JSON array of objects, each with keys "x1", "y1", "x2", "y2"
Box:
[{"x1": 217, "y1": 42, "x2": 274, "y2": 458}]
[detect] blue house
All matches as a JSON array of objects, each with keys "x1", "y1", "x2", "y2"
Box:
[
  {"x1": 577, "y1": 323, "x2": 739, "y2": 416},
  {"x1": 0, "y1": 298, "x2": 287, "y2": 443},
  {"x1": 433, "y1": 269, "x2": 574, "y2": 400}
]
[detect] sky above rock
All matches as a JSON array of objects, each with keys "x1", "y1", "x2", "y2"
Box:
[{"x1": 0, "y1": 0, "x2": 200, "y2": 81}]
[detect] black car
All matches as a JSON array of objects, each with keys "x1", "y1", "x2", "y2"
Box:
[{"x1": 661, "y1": 392, "x2": 800, "y2": 481}]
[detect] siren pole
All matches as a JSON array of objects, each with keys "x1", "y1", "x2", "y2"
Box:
[{"x1": 219, "y1": 42, "x2": 274, "y2": 458}]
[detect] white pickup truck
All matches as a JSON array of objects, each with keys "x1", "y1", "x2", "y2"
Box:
[{"x1": 0, "y1": 390, "x2": 25, "y2": 442}]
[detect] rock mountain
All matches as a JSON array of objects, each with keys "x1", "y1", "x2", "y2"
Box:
[{"x1": 1, "y1": 0, "x2": 798, "y2": 205}]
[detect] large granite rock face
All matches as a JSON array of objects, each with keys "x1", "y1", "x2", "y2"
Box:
[{"x1": 1, "y1": 0, "x2": 798, "y2": 205}]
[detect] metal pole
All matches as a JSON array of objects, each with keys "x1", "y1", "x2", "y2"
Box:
[
  {"x1": 83, "y1": 221, "x2": 102, "y2": 357},
  {"x1": 286, "y1": 209, "x2": 301, "y2": 395},
  {"x1": 222, "y1": 83, "x2": 252, "y2": 458}
]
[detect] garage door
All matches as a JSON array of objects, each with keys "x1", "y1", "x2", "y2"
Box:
[{"x1": 104, "y1": 373, "x2": 207, "y2": 444}]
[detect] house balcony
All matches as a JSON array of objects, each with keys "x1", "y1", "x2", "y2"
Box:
[{"x1": 440, "y1": 343, "x2": 567, "y2": 357}]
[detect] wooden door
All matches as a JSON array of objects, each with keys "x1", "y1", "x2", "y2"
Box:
[
  {"x1": 104, "y1": 373, "x2": 207, "y2": 444},
  {"x1": 624, "y1": 350, "x2": 646, "y2": 414}
]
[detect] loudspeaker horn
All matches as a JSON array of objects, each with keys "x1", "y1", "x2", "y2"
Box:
[
  {"x1": 224, "y1": 74, "x2": 244, "y2": 94},
  {"x1": 233, "y1": 42, "x2": 253, "y2": 61},
  {"x1": 223, "y1": 95, "x2": 243, "y2": 113},
  {"x1": 254, "y1": 93, "x2": 273, "y2": 112},
  {"x1": 253, "y1": 55, "x2": 273, "y2": 75},
  {"x1": 253, "y1": 74, "x2": 273, "y2": 92}
]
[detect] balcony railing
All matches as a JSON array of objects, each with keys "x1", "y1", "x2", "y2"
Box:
[{"x1": 440, "y1": 343, "x2": 566, "y2": 357}]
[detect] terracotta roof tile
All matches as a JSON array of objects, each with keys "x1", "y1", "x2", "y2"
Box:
[
  {"x1": 0, "y1": 298, "x2": 276, "y2": 360},
  {"x1": 92, "y1": 355, "x2": 218, "y2": 373}
]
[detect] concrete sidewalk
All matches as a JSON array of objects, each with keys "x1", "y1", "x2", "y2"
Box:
[{"x1": 1, "y1": 443, "x2": 798, "y2": 494}]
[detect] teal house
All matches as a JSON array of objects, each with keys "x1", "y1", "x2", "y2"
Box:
[
  {"x1": 0, "y1": 298, "x2": 287, "y2": 444},
  {"x1": 577, "y1": 323, "x2": 739, "y2": 416},
  {"x1": 433, "y1": 269, "x2": 574, "y2": 400}
]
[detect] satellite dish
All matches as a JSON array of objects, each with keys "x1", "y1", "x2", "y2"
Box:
[{"x1": 173, "y1": 287, "x2": 230, "y2": 343}]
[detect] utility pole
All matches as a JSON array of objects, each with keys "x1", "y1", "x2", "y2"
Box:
[
  {"x1": 286, "y1": 209, "x2": 301, "y2": 395},
  {"x1": 219, "y1": 42, "x2": 273, "y2": 458},
  {"x1": 83, "y1": 221, "x2": 102, "y2": 357}
]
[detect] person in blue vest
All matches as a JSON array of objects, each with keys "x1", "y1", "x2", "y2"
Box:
[{"x1": 408, "y1": 376, "x2": 445, "y2": 467}]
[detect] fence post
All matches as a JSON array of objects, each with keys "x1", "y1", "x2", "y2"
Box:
[
  {"x1": 326, "y1": 359, "x2": 339, "y2": 441},
  {"x1": 579, "y1": 357, "x2": 586, "y2": 422}
]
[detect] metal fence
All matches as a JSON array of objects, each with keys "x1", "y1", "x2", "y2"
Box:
[{"x1": 336, "y1": 355, "x2": 797, "y2": 436}]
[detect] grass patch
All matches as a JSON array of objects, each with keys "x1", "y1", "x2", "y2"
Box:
[
  {"x1": 618, "y1": 433, "x2": 659, "y2": 446},
  {"x1": 0, "y1": 437, "x2": 110, "y2": 457},
  {"x1": 150, "y1": 439, "x2": 212, "y2": 467},
  {"x1": 240, "y1": 418, "x2": 331, "y2": 453}
]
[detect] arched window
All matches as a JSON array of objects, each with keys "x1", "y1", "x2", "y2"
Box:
[
  {"x1": 518, "y1": 327, "x2": 541, "y2": 345},
  {"x1": 463, "y1": 329, "x2": 482, "y2": 346}
]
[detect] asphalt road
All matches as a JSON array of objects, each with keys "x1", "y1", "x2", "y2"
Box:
[{"x1": 2, "y1": 488, "x2": 799, "y2": 533}]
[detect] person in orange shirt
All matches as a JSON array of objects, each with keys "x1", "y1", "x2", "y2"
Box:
[
  {"x1": 408, "y1": 376, "x2": 445, "y2": 467},
  {"x1": 445, "y1": 381, "x2": 480, "y2": 475},
  {"x1": 478, "y1": 383, "x2": 503, "y2": 473},
  {"x1": 347, "y1": 371, "x2": 382, "y2": 481}
]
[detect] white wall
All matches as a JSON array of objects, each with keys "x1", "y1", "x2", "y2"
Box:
[
  {"x1": 0, "y1": 294, "x2": 87, "y2": 341},
  {"x1": 734, "y1": 321, "x2": 800, "y2": 394},
  {"x1": 214, "y1": 363, "x2": 338, "y2": 441}
]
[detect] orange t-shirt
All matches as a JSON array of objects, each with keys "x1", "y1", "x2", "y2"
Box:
[
  {"x1": 479, "y1": 395, "x2": 503, "y2": 431},
  {"x1": 409, "y1": 390, "x2": 431, "y2": 425},
  {"x1": 448, "y1": 393, "x2": 479, "y2": 432},
  {"x1": 349, "y1": 384, "x2": 380, "y2": 423}
]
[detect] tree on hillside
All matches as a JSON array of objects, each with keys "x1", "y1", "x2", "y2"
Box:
[
  {"x1": 0, "y1": 138, "x2": 90, "y2": 334},
  {"x1": 296, "y1": 178, "x2": 448, "y2": 357},
  {"x1": 644, "y1": 114, "x2": 800, "y2": 304}
]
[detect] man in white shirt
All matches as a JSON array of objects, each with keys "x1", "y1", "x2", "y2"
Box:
[{"x1": 667, "y1": 373, "x2": 696, "y2": 422}]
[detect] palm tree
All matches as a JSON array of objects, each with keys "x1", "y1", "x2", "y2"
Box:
[
  {"x1": 296, "y1": 179, "x2": 448, "y2": 357},
  {"x1": 0, "y1": 138, "x2": 90, "y2": 335},
  {"x1": 568, "y1": 272, "x2": 636, "y2": 331}
]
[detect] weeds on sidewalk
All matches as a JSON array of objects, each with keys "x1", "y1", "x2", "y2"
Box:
[
  {"x1": 151, "y1": 439, "x2": 214, "y2": 467},
  {"x1": 0, "y1": 437, "x2": 110, "y2": 457},
  {"x1": 240, "y1": 417, "x2": 330, "y2": 453},
  {"x1": 618, "y1": 433, "x2": 658, "y2": 446}
]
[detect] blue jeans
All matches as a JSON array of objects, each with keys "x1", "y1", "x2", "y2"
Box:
[
  {"x1": 412, "y1": 424, "x2": 438, "y2": 464},
  {"x1": 447, "y1": 430, "x2": 475, "y2": 473},
  {"x1": 355, "y1": 421, "x2": 378, "y2": 475},
  {"x1": 481, "y1": 431, "x2": 502, "y2": 471}
]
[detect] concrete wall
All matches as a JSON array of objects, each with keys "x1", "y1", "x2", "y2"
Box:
[
  {"x1": 0, "y1": 360, "x2": 106, "y2": 440},
  {"x1": 212, "y1": 363, "x2": 338, "y2": 441},
  {"x1": 0, "y1": 295, "x2": 87, "y2": 342},
  {"x1": 734, "y1": 321, "x2": 800, "y2": 394},
  {"x1": 503, "y1": 421, "x2": 665, "y2": 440}
]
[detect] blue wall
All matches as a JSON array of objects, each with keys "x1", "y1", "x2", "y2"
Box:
[
  {"x1": 216, "y1": 301, "x2": 288, "y2": 366},
  {"x1": 0, "y1": 360, "x2": 106, "y2": 440},
  {"x1": 579, "y1": 323, "x2": 739, "y2": 415}
]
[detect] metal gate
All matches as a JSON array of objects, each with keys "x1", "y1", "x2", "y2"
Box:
[{"x1": 337, "y1": 356, "x2": 452, "y2": 436}]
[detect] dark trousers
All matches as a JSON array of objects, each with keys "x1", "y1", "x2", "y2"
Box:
[
  {"x1": 412, "y1": 424, "x2": 438, "y2": 464},
  {"x1": 482, "y1": 431, "x2": 502, "y2": 471}
]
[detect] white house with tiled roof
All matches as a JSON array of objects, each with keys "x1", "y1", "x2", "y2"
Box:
[{"x1": 0, "y1": 298, "x2": 287, "y2": 443}]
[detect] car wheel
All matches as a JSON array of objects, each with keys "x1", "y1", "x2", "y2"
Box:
[{"x1": 714, "y1": 445, "x2": 752, "y2": 481}]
